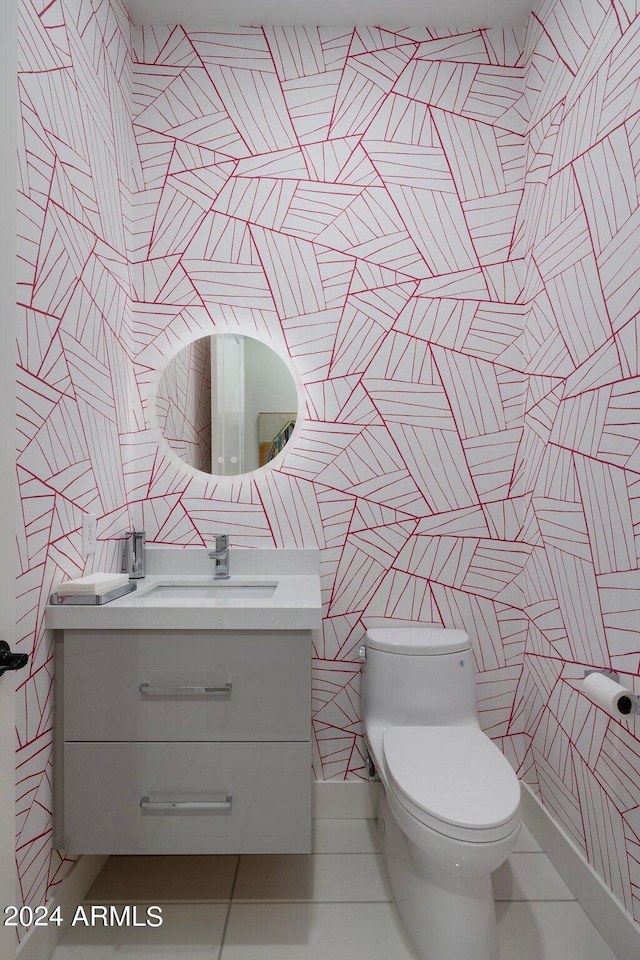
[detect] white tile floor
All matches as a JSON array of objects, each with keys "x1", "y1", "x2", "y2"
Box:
[{"x1": 50, "y1": 821, "x2": 619, "y2": 960}]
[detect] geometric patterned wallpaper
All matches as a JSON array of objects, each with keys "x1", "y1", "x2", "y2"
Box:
[
  {"x1": 519, "y1": 0, "x2": 640, "y2": 925},
  {"x1": 17, "y1": 0, "x2": 138, "y2": 913},
  {"x1": 130, "y1": 19, "x2": 528, "y2": 790},
  {"x1": 14, "y1": 0, "x2": 640, "y2": 929}
]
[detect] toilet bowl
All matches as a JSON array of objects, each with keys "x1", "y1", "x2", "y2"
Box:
[{"x1": 362, "y1": 627, "x2": 521, "y2": 960}]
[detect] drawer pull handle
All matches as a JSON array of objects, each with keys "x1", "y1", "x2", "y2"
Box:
[
  {"x1": 139, "y1": 683, "x2": 232, "y2": 696},
  {"x1": 140, "y1": 796, "x2": 232, "y2": 811}
]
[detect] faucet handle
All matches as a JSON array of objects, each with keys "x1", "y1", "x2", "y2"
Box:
[
  {"x1": 209, "y1": 535, "x2": 229, "y2": 578},
  {"x1": 209, "y1": 535, "x2": 228, "y2": 556},
  {"x1": 124, "y1": 529, "x2": 146, "y2": 579}
]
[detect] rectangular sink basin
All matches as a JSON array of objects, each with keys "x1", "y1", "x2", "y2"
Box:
[{"x1": 145, "y1": 583, "x2": 277, "y2": 600}]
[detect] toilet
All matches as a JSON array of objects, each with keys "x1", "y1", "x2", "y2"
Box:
[{"x1": 362, "y1": 626, "x2": 521, "y2": 960}]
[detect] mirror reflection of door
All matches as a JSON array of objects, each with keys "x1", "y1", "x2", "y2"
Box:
[
  {"x1": 211, "y1": 334, "x2": 244, "y2": 475},
  {"x1": 156, "y1": 334, "x2": 298, "y2": 477},
  {"x1": 156, "y1": 336, "x2": 213, "y2": 473}
]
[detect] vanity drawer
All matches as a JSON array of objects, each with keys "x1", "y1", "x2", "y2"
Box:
[
  {"x1": 62, "y1": 740, "x2": 311, "y2": 854},
  {"x1": 62, "y1": 629, "x2": 310, "y2": 742}
]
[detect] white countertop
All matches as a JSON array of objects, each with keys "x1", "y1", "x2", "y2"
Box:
[{"x1": 45, "y1": 549, "x2": 322, "y2": 632}]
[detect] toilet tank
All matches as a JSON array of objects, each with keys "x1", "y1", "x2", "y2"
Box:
[{"x1": 362, "y1": 627, "x2": 480, "y2": 729}]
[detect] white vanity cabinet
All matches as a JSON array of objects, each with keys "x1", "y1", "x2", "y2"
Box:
[{"x1": 55, "y1": 628, "x2": 312, "y2": 855}]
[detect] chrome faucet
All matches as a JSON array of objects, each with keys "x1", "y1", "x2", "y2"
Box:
[
  {"x1": 209, "y1": 535, "x2": 229, "y2": 579},
  {"x1": 124, "y1": 530, "x2": 146, "y2": 579}
]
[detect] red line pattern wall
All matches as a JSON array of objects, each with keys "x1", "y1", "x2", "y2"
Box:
[
  {"x1": 17, "y1": 0, "x2": 136, "y2": 913},
  {"x1": 521, "y1": 0, "x2": 640, "y2": 923},
  {"x1": 15, "y1": 0, "x2": 640, "y2": 928}
]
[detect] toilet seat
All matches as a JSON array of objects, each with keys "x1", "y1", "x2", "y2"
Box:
[{"x1": 383, "y1": 726, "x2": 521, "y2": 844}]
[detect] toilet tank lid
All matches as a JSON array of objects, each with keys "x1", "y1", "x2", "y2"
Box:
[{"x1": 365, "y1": 627, "x2": 470, "y2": 655}]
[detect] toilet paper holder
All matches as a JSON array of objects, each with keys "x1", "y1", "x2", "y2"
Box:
[{"x1": 584, "y1": 668, "x2": 640, "y2": 715}]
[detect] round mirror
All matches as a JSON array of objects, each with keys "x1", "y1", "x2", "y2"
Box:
[{"x1": 155, "y1": 334, "x2": 299, "y2": 477}]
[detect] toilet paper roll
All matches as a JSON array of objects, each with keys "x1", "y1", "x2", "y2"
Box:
[{"x1": 583, "y1": 672, "x2": 636, "y2": 717}]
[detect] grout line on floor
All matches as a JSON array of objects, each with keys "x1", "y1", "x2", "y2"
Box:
[
  {"x1": 217, "y1": 856, "x2": 241, "y2": 960},
  {"x1": 228, "y1": 898, "x2": 393, "y2": 904},
  {"x1": 226, "y1": 899, "x2": 408, "y2": 906},
  {"x1": 494, "y1": 897, "x2": 577, "y2": 903}
]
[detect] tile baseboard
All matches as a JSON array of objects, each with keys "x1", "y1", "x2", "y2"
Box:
[
  {"x1": 16, "y1": 855, "x2": 107, "y2": 960},
  {"x1": 521, "y1": 782, "x2": 640, "y2": 960}
]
